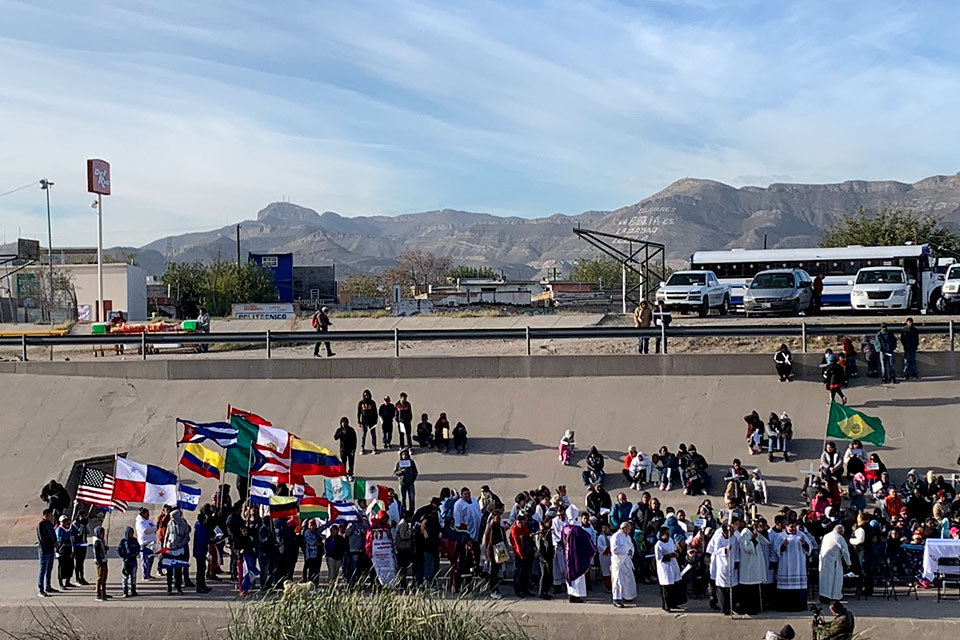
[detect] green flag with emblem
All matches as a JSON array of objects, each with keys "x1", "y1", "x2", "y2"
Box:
[{"x1": 825, "y1": 402, "x2": 886, "y2": 446}]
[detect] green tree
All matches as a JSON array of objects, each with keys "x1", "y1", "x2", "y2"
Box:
[
  {"x1": 340, "y1": 273, "x2": 383, "y2": 299},
  {"x1": 822, "y1": 208, "x2": 960, "y2": 253},
  {"x1": 161, "y1": 259, "x2": 277, "y2": 317},
  {"x1": 447, "y1": 265, "x2": 497, "y2": 279},
  {"x1": 569, "y1": 257, "x2": 645, "y2": 286}
]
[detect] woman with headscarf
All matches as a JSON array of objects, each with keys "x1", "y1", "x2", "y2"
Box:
[
  {"x1": 655, "y1": 526, "x2": 686, "y2": 612},
  {"x1": 561, "y1": 505, "x2": 595, "y2": 603},
  {"x1": 163, "y1": 508, "x2": 190, "y2": 595}
]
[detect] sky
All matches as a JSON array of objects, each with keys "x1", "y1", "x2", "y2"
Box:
[{"x1": 1, "y1": 0, "x2": 959, "y2": 248}]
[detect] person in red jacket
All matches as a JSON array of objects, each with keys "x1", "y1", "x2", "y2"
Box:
[{"x1": 509, "y1": 513, "x2": 533, "y2": 598}]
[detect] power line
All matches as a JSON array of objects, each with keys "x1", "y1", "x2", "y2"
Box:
[{"x1": 0, "y1": 181, "x2": 40, "y2": 199}]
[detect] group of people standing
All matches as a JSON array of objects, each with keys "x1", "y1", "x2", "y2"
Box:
[{"x1": 334, "y1": 390, "x2": 468, "y2": 478}]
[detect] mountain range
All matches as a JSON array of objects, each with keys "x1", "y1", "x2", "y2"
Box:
[{"x1": 133, "y1": 172, "x2": 960, "y2": 280}]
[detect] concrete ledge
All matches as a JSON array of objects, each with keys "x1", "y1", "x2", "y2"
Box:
[{"x1": 0, "y1": 352, "x2": 957, "y2": 380}]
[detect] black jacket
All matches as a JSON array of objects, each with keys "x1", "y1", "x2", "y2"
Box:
[
  {"x1": 823, "y1": 362, "x2": 847, "y2": 387},
  {"x1": 586, "y1": 451, "x2": 604, "y2": 473},
  {"x1": 899, "y1": 326, "x2": 919, "y2": 353},
  {"x1": 37, "y1": 519, "x2": 56, "y2": 553},
  {"x1": 378, "y1": 402, "x2": 396, "y2": 425},
  {"x1": 357, "y1": 399, "x2": 378, "y2": 427},
  {"x1": 334, "y1": 424, "x2": 358, "y2": 452}
]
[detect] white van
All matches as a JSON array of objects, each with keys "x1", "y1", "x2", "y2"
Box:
[{"x1": 850, "y1": 267, "x2": 912, "y2": 311}]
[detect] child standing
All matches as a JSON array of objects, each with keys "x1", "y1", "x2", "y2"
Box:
[
  {"x1": 117, "y1": 526, "x2": 141, "y2": 597},
  {"x1": 93, "y1": 526, "x2": 109, "y2": 601},
  {"x1": 597, "y1": 524, "x2": 612, "y2": 591},
  {"x1": 558, "y1": 430, "x2": 576, "y2": 465}
]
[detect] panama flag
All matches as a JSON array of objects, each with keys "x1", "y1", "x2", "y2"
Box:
[{"x1": 114, "y1": 457, "x2": 178, "y2": 506}]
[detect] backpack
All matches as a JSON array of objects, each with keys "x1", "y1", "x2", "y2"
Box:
[{"x1": 311, "y1": 314, "x2": 320, "y2": 329}]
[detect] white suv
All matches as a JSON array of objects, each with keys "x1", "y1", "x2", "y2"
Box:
[{"x1": 851, "y1": 267, "x2": 912, "y2": 311}]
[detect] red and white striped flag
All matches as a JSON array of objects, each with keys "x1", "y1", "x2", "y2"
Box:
[{"x1": 76, "y1": 467, "x2": 128, "y2": 512}]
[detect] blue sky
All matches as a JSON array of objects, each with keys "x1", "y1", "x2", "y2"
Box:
[{"x1": 1, "y1": 0, "x2": 959, "y2": 247}]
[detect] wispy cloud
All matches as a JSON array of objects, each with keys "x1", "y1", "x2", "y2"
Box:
[{"x1": 0, "y1": 0, "x2": 958, "y2": 246}]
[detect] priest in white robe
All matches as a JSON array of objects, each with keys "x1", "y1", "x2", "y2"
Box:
[
  {"x1": 775, "y1": 522, "x2": 812, "y2": 611},
  {"x1": 655, "y1": 526, "x2": 687, "y2": 611},
  {"x1": 610, "y1": 522, "x2": 636, "y2": 607},
  {"x1": 818, "y1": 525, "x2": 850, "y2": 603},
  {"x1": 707, "y1": 524, "x2": 740, "y2": 615},
  {"x1": 738, "y1": 523, "x2": 770, "y2": 615}
]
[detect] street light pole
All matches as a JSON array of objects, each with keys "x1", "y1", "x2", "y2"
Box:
[{"x1": 39, "y1": 178, "x2": 54, "y2": 324}]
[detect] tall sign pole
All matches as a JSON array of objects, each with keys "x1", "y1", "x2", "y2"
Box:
[{"x1": 86, "y1": 159, "x2": 111, "y2": 322}]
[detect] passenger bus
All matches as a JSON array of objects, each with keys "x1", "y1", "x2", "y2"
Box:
[{"x1": 689, "y1": 244, "x2": 947, "y2": 312}]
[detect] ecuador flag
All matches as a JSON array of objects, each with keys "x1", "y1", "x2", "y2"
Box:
[
  {"x1": 179, "y1": 443, "x2": 225, "y2": 480},
  {"x1": 826, "y1": 402, "x2": 886, "y2": 446}
]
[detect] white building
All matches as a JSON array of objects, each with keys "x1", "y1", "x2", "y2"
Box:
[
  {"x1": 60, "y1": 263, "x2": 147, "y2": 321},
  {"x1": 420, "y1": 278, "x2": 546, "y2": 307}
]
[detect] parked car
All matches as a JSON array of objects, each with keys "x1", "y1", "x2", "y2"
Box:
[
  {"x1": 742, "y1": 269, "x2": 814, "y2": 317},
  {"x1": 941, "y1": 264, "x2": 960, "y2": 311},
  {"x1": 655, "y1": 270, "x2": 730, "y2": 317},
  {"x1": 850, "y1": 266, "x2": 913, "y2": 311}
]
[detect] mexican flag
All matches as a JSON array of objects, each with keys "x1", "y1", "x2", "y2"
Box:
[
  {"x1": 354, "y1": 479, "x2": 389, "y2": 503},
  {"x1": 826, "y1": 402, "x2": 886, "y2": 446},
  {"x1": 225, "y1": 408, "x2": 277, "y2": 477}
]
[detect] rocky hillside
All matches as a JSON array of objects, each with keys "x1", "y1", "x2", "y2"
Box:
[{"x1": 136, "y1": 173, "x2": 960, "y2": 278}]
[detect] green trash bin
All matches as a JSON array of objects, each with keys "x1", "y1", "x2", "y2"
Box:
[
  {"x1": 91, "y1": 323, "x2": 109, "y2": 335},
  {"x1": 180, "y1": 319, "x2": 200, "y2": 332}
]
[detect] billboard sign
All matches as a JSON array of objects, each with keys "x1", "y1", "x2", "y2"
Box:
[
  {"x1": 231, "y1": 303, "x2": 295, "y2": 320},
  {"x1": 86, "y1": 159, "x2": 111, "y2": 195},
  {"x1": 17, "y1": 238, "x2": 40, "y2": 260}
]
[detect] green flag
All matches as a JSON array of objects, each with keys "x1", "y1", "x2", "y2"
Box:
[
  {"x1": 826, "y1": 402, "x2": 886, "y2": 446},
  {"x1": 224, "y1": 415, "x2": 259, "y2": 476}
]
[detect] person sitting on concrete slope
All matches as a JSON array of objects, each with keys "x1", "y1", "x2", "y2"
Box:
[
  {"x1": 414, "y1": 414, "x2": 433, "y2": 449},
  {"x1": 628, "y1": 450, "x2": 652, "y2": 490},
  {"x1": 452, "y1": 421, "x2": 468, "y2": 454},
  {"x1": 581, "y1": 447, "x2": 606, "y2": 487},
  {"x1": 774, "y1": 343, "x2": 793, "y2": 382},
  {"x1": 621, "y1": 446, "x2": 638, "y2": 484},
  {"x1": 558, "y1": 430, "x2": 575, "y2": 465}
]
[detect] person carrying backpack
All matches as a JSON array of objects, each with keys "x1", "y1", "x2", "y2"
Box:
[{"x1": 311, "y1": 307, "x2": 334, "y2": 358}]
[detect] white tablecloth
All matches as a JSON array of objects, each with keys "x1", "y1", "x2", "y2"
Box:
[{"x1": 922, "y1": 539, "x2": 960, "y2": 582}]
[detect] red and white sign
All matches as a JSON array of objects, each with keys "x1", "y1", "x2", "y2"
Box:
[{"x1": 86, "y1": 158, "x2": 111, "y2": 195}]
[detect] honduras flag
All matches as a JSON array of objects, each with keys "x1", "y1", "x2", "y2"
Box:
[
  {"x1": 177, "y1": 418, "x2": 238, "y2": 449},
  {"x1": 177, "y1": 484, "x2": 202, "y2": 512}
]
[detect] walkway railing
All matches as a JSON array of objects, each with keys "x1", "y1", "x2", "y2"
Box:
[{"x1": 1, "y1": 321, "x2": 956, "y2": 361}]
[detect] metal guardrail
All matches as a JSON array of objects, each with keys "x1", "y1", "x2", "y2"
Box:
[{"x1": 1, "y1": 321, "x2": 956, "y2": 361}]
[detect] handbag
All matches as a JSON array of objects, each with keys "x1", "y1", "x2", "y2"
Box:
[{"x1": 492, "y1": 541, "x2": 509, "y2": 565}]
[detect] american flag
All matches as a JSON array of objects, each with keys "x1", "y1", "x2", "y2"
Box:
[{"x1": 76, "y1": 467, "x2": 128, "y2": 512}]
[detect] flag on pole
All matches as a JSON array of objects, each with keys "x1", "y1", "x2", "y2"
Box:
[
  {"x1": 177, "y1": 484, "x2": 202, "y2": 512},
  {"x1": 251, "y1": 446, "x2": 291, "y2": 481},
  {"x1": 76, "y1": 467, "x2": 128, "y2": 512},
  {"x1": 323, "y1": 477, "x2": 353, "y2": 502},
  {"x1": 290, "y1": 437, "x2": 346, "y2": 477},
  {"x1": 176, "y1": 419, "x2": 237, "y2": 449},
  {"x1": 224, "y1": 412, "x2": 259, "y2": 477},
  {"x1": 291, "y1": 478, "x2": 316, "y2": 498},
  {"x1": 179, "y1": 443, "x2": 225, "y2": 480},
  {"x1": 230, "y1": 407, "x2": 272, "y2": 427},
  {"x1": 113, "y1": 457, "x2": 178, "y2": 505},
  {"x1": 826, "y1": 402, "x2": 886, "y2": 446},
  {"x1": 269, "y1": 495, "x2": 299, "y2": 519},
  {"x1": 238, "y1": 551, "x2": 259, "y2": 595},
  {"x1": 353, "y1": 479, "x2": 389, "y2": 503},
  {"x1": 329, "y1": 501, "x2": 360, "y2": 522},
  {"x1": 249, "y1": 478, "x2": 274, "y2": 506},
  {"x1": 299, "y1": 496, "x2": 329, "y2": 519}
]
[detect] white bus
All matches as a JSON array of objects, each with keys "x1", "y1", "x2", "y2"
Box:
[{"x1": 689, "y1": 244, "x2": 947, "y2": 312}]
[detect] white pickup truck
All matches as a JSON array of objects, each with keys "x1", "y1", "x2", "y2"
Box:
[
  {"x1": 941, "y1": 264, "x2": 960, "y2": 311},
  {"x1": 655, "y1": 270, "x2": 731, "y2": 317}
]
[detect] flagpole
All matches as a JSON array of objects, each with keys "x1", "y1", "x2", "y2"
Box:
[
  {"x1": 106, "y1": 451, "x2": 118, "y2": 546},
  {"x1": 174, "y1": 420, "x2": 183, "y2": 508},
  {"x1": 71, "y1": 463, "x2": 87, "y2": 521}
]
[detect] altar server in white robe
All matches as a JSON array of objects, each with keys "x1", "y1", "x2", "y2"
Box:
[
  {"x1": 655, "y1": 526, "x2": 687, "y2": 612},
  {"x1": 818, "y1": 525, "x2": 850, "y2": 603}
]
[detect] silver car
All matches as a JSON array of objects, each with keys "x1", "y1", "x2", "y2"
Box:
[{"x1": 743, "y1": 269, "x2": 814, "y2": 316}]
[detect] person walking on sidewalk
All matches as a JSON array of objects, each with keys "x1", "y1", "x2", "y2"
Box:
[
  {"x1": 900, "y1": 317, "x2": 920, "y2": 380},
  {"x1": 875, "y1": 323, "x2": 898, "y2": 384},
  {"x1": 357, "y1": 389, "x2": 379, "y2": 455},
  {"x1": 823, "y1": 354, "x2": 848, "y2": 404},
  {"x1": 311, "y1": 306, "x2": 335, "y2": 357}
]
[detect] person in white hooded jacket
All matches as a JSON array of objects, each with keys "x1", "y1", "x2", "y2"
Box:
[{"x1": 628, "y1": 452, "x2": 652, "y2": 490}]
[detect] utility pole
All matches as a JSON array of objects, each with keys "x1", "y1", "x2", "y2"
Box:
[
  {"x1": 236, "y1": 224, "x2": 241, "y2": 266},
  {"x1": 39, "y1": 179, "x2": 54, "y2": 324}
]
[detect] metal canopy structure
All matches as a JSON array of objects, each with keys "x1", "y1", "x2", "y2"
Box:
[{"x1": 573, "y1": 226, "x2": 667, "y2": 313}]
